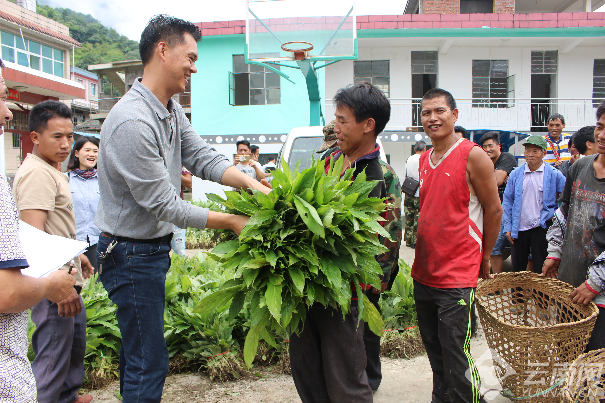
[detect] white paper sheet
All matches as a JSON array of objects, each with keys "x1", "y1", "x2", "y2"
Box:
[{"x1": 19, "y1": 220, "x2": 88, "y2": 278}]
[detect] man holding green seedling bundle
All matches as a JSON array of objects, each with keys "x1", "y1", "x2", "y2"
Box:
[
  {"x1": 289, "y1": 82, "x2": 390, "y2": 403},
  {"x1": 317, "y1": 118, "x2": 403, "y2": 392}
]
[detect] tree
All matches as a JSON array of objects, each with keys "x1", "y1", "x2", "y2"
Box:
[{"x1": 36, "y1": 5, "x2": 140, "y2": 70}]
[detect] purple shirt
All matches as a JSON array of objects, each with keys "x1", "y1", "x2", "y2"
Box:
[{"x1": 519, "y1": 162, "x2": 545, "y2": 231}]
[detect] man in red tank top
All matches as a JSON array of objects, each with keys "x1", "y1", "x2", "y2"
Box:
[{"x1": 412, "y1": 88, "x2": 502, "y2": 403}]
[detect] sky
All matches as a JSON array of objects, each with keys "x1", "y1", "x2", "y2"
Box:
[
  {"x1": 38, "y1": 0, "x2": 408, "y2": 41},
  {"x1": 37, "y1": 0, "x2": 605, "y2": 42}
]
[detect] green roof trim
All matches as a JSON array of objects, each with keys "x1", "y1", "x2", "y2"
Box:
[{"x1": 358, "y1": 27, "x2": 605, "y2": 38}]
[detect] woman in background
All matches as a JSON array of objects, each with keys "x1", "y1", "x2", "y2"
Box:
[{"x1": 67, "y1": 136, "x2": 101, "y2": 273}]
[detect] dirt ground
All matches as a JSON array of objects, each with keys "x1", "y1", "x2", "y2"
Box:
[
  {"x1": 88, "y1": 246, "x2": 513, "y2": 402},
  {"x1": 87, "y1": 327, "x2": 511, "y2": 402}
]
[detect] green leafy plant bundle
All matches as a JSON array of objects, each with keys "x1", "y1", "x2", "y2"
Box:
[
  {"x1": 379, "y1": 260, "x2": 418, "y2": 330},
  {"x1": 195, "y1": 157, "x2": 391, "y2": 367}
]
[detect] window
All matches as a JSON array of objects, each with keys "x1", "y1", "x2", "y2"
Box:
[
  {"x1": 411, "y1": 51, "x2": 438, "y2": 75},
  {"x1": 354, "y1": 61, "x2": 390, "y2": 98},
  {"x1": 229, "y1": 55, "x2": 280, "y2": 105},
  {"x1": 12, "y1": 133, "x2": 20, "y2": 149},
  {"x1": 90, "y1": 82, "x2": 96, "y2": 96},
  {"x1": 77, "y1": 79, "x2": 84, "y2": 86},
  {"x1": 8, "y1": 111, "x2": 28, "y2": 131},
  {"x1": 531, "y1": 51, "x2": 558, "y2": 74},
  {"x1": 472, "y1": 60, "x2": 510, "y2": 107},
  {"x1": 0, "y1": 31, "x2": 64, "y2": 78},
  {"x1": 594, "y1": 59, "x2": 605, "y2": 107},
  {"x1": 460, "y1": 0, "x2": 493, "y2": 13}
]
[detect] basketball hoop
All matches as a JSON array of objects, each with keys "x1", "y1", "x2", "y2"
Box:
[{"x1": 281, "y1": 41, "x2": 314, "y2": 61}]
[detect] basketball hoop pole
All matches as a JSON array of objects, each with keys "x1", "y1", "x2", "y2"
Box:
[{"x1": 296, "y1": 60, "x2": 324, "y2": 127}]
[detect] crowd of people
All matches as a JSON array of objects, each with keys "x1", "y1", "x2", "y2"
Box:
[{"x1": 1, "y1": 12, "x2": 604, "y2": 403}]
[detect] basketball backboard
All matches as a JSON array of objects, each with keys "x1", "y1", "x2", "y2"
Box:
[{"x1": 246, "y1": 0, "x2": 357, "y2": 63}]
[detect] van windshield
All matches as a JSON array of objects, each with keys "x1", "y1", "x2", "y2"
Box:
[{"x1": 288, "y1": 136, "x2": 325, "y2": 172}]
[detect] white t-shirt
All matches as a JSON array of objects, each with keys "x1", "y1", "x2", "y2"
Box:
[
  {"x1": 235, "y1": 163, "x2": 257, "y2": 180},
  {"x1": 406, "y1": 153, "x2": 421, "y2": 197},
  {"x1": 262, "y1": 161, "x2": 276, "y2": 172}
]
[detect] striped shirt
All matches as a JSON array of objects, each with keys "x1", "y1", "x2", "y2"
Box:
[{"x1": 543, "y1": 133, "x2": 571, "y2": 165}]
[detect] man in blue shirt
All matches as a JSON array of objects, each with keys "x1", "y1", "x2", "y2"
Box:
[{"x1": 503, "y1": 135, "x2": 566, "y2": 272}]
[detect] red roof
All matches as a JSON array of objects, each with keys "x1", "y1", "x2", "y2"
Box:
[
  {"x1": 195, "y1": 12, "x2": 605, "y2": 36},
  {"x1": 0, "y1": 10, "x2": 81, "y2": 47}
]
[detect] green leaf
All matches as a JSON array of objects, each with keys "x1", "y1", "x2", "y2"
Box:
[
  {"x1": 354, "y1": 281, "x2": 364, "y2": 328},
  {"x1": 181, "y1": 276, "x2": 192, "y2": 292},
  {"x1": 259, "y1": 327, "x2": 279, "y2": 349},
  {"x1": 363, "y1": 219, "x2": 392, "y2": 240},
  {"x1": 233, "y1": 200, "x2": 258, "y2": 216},
  {"x1": 289, "y1": 245, "x2": 319, "y2": 267},
  {"x1": 266, "y1": 249, "x2": 278, "y2": 267},
  {"x1": 280, "y1": 298, "x2": 295, "y2": 328},
  {"x1": 362, "y1": 294, "x2": 384, "y2": 337},
  {"x1": 244, "y1": 327, "x2": 261, "y2": 368},
  {"x1": 248, "y1": 209, "x2": 279, "y2": 227},
  {"x1": 314, "y1": 176, "x2": 325, "y2": 205},
  {"x1": 281, "y1": 157, "x2": 293, "y2": 184},
  {"x1": 321, "y1": 208, "x2": 335, "y2": 227},
  {"x1": 306, "y1": 282, "x2": 316, "y2": 305},
  {"x1": 319, "y1": 259, "x2": 342, "y2": 290},
  {"x1": 292, "y1": 166, "x2": 316, "y2": 195},
  {"x1": 272, "y1": 168, "x2": 290, "y2": 187},
  {"x1": 228, "y1": 291, "x2": 246, "y2": 321},
  {"x1": 253, "y1": 189, "x2": 275, "y2": 210},
  {"x1": 265, "y1": 282, "x2": 283, "y2": 323},
  {"x1": 349, "y1": 209, "x2": 371, "y2": 221},
  {"x1": 194, "y1": 288, "x2": 233, "y2": 314},
  {"x1": 293, "y1": 195, "x2": 325, "y2": 238},
  {"x1": 288, "y1": 266, "x2": 305, "y2": 294},
  {"x1": 211, "y1": 239, "x2": 239, "y2": 255},
  {"x1": 243, "y1": 268, "x2": 259, "y2": 287},
  {"x1": 343, "y1": 193, "x2": 359, "y2": 207},
  {"x1": 242, "y1": 258, "x2": 268, "y2": 269},
  {"x1": 328, "y1": 153, "x2": 345, "y2": 178},
  {"x1": 206, "y1": 193, "x2": 227, "y2": 205},
  {"x1": 244, "y1": 310, "x2": 270, "y2": 367}
]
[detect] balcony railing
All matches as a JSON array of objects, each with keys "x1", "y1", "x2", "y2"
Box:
[
  {"x1": 325, "y1": 98, "x2": 601, "y2": 132},
  {"x1": 96, "y1": 92, "x2": 191, "y2": 114}
]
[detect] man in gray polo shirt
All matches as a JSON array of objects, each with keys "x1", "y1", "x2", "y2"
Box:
[{"x1": 95, "y1": 15, "x2": 270, "y2": 403}]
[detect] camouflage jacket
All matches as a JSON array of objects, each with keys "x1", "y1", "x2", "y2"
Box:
[{"x1": 376, "y1": 160, "x2": 403, "y2": 285}]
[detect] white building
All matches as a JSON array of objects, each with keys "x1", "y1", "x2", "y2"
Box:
[{"x1": 191, "y1": 0, "x2": 605, "y2": 199}]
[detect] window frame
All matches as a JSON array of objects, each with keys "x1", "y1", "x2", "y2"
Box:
[
  {"x1": 0, "y1": 30, "x2": 64, "y2": 78},
  {"x1": 593, "y1": 59, "x2": 605, "y2": 108},
  {"x1": 472, "y1": 59, "x2": 511, "y2": 108},
  {"x1": 230, "y1": 55, "x2": 281, "y2": 106},
  {"x1": 12, "y1": 133, "x2": 20, "y2": 149},
  {"x1": 353, "y1": 60, "x2": 390, "y2": 98}
]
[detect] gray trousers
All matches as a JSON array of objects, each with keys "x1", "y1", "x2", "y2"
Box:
[
  {"x1": 289, "y1": 303, "x2": 373, "y2": 403},
  {"x1": 31, "y1": 296, "x2": 86, "y2": 403}
]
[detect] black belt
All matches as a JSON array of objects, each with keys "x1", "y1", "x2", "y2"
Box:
[{"x1": 101, "y1": 232, "x2": 173, "y2": 244}]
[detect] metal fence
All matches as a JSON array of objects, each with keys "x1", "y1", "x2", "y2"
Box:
[{"x1": 326, "y1": 98, "x2": 600, "y2": 132}]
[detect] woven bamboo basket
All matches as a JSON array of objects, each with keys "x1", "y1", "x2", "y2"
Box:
[
  {"x1": 563, "y1": 349, "x2": 605, "y2": 402},
  {"x1": 476, "y1": 272, "x2": 598, "y2": 403}
]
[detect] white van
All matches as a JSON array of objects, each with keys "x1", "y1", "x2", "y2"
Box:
[{"x1": 277, "y1": 126, "x2": 388, "y2": 172}]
